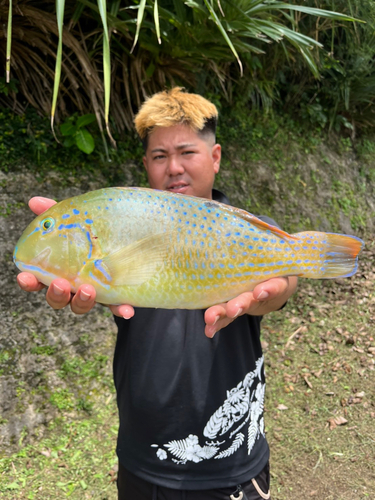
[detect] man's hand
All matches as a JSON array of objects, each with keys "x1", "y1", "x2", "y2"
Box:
[
  {"x1": 16, "y1": 196, "x2": 135, "y2": 319},
  {"x1": 204, "y1": 276, "x2": 298, "y2": 338}
]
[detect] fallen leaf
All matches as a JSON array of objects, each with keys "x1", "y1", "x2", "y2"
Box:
[
  {"x1": 354, "y1": 391, "x2": 365, "y2": 398},
  {"x1": 327, "y1": 416, "x2": 348, "y2": 430},
  {"x1": 353, "y1": 347, "x2": 365, "y2": 353},
  {"x1": 348, "y1": 397, "x2": 362, "y2": 405},
  {"x1": 277, "y1": 404, "x2": 288, "y2": 411},
  {"x1": 302, "y1": 375, "x2": 313, "y2": 389}
]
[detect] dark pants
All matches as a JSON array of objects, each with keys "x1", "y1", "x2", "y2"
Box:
[{"x1": 117, "y1": 461, "x2": 271, "y2": 500}]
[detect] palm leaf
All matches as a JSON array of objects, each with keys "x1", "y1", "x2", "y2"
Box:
[
  {"x1": 154, "y1": 0, "x2": 161, "y2": 44},
  {"x1": 97, "y1": 0, "x2": 115, "y2": 146},
  {"x1": 203, "y1": 0, "x2": 243, "y2": 75},
  {"x1": 130, "y1": 0, "x2": 147, "y2": 53},
  {"x1": 253, "y1": 3, "x2": 360, "y2": 23},
  {"x1": 51, "y1": 0, "x2": 65, "y2": 140},
  {"x1": 6, "y1": 0, "x2": 12, "y2": 83}
]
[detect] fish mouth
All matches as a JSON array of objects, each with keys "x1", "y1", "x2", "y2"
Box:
[
  {"x1": 13, "y1": 247, "x2": 60, "y2": 287},
  {"x1": 13, "y1": 247, "x2": 52, "y2": 273}
]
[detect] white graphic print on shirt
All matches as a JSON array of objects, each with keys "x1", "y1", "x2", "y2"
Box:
[{"x1": 151, "y1": 356, "x2": 265, "y2": 464}]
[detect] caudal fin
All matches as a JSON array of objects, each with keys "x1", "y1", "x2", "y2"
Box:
[
  {"x1": 291, "y1": 232, "x2": 364, "y2": 279},
  {"x1": 319, "y1": 233, "x2": 364, "y2": 278}
]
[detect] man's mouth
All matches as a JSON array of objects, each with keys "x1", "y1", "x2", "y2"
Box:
[{"x1": 167, "y1": 183, "x2": 189, "y2": 192}]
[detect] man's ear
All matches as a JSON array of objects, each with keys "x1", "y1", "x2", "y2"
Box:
[
  {"x1": 143, "y1": 156, "x2": 148, "y2": 171},
  {"x1": 212, "y1": 144, "x2": 221, "y2": 174}
]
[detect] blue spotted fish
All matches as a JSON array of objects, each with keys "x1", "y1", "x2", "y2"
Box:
[{"x1": 13, "y1": 187, "x2": 364, "y2": 309}]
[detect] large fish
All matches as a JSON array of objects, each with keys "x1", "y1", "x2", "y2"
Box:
[{"x1": 13, "y1": 187, "x2": 364, "y2": 309}]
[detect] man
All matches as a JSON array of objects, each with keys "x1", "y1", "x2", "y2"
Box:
[{"x1": 17, "y1": 88, "x2": 297, "y2": 499}]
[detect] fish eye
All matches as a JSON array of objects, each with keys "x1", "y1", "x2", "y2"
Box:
[{"x1": 41, "y1": 217, "x2": 55, "y2": 232}]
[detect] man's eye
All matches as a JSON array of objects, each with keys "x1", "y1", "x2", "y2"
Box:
[
  {"x1": 153, "y1": 155, "x2": 165, "y2": 160},
  {"x1": 182, "y1": 151, "x2": 194, "y2": 155}
]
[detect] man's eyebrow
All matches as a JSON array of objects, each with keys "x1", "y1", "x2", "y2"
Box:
[
  {"x1": 176, "y1": 143, "x2": 196, "y2": 150},
  {"x1": 150, "y1": 143, "x2": 197, "y2": 154},
  {"x1": 150, "y1": 147, "x2": 167, "y2": 153}
]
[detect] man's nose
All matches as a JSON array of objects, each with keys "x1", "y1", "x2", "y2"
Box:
[{"x1": 167, "y1": 156, "x2": 184, "y2": 175}]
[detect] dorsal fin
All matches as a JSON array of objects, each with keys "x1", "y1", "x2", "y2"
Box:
[{"x1": 222, "y1": 204, "x2": 298, "y2": 241}]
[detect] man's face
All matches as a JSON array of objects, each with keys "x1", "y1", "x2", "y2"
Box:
[{"x1": 143, "y1": 123, "x2": 221, "y2": 200}]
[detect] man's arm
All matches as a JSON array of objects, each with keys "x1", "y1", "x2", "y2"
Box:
[{"x1": 204, "y1": 276, "x2": 298, "y2": 338}]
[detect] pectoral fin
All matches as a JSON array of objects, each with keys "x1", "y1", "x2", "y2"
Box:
[{"x1": 98, "y1": 233, "x2": 169, "y2": 286}]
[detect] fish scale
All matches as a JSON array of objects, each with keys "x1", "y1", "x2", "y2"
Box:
[{"x1": 13, "y1": 187, "x2": 364, "y2": 309}]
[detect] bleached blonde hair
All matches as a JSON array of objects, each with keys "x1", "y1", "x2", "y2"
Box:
[{"x1": 134, "y1": 87, "x2": 218, "y2": 148}]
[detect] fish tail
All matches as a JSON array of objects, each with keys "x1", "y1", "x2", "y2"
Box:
[{"x1": 292, "y1": 232, "x2": 364, "y2": 279}]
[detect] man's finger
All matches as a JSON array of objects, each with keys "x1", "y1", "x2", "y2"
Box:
[
  {"x1": 252, "y1": 277, "x2": 289, "y2": 301},
  {"x1": 223, "y1": 292, "x2": 255, "y2": 318},
  {"x1": 70, "y1": 284, "x2": 97, "y2": 315},
  {"x1": 45, "y1": 278, "x2": 73, "y2": 310},
  {"x1": 204, "y1": 304, "x2": 227, "y2": 327},
  {"x1": 29, "y1": 197, "x2": 57, "y2": 216},
  {"x1": 17, "y1": 272, "x2": 46, "y2": 292},
  {"x1": 110, "y1": 304, "x2": 135, "y2": 319}
]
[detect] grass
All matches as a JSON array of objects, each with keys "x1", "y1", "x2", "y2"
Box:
[{"x1": 0, "y1": 403, "x2": 119, "y2": 499}]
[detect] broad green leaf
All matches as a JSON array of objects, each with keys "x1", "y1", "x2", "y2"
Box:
[
  {"x1": 63, "y1": 136, "x2": 76, "y2": 148},
  {"x1": 60, "y1": 122, "x2": 77, "y2": 136},
  {"x1": 51, "y1": 0, "x2": 65, "y2": 139},
  {"x1": 76, "y1": 114, "x2": 96, "y2": 129},
  {"x1": 130, "y1": 0, "x2": 147, "y2": 54},
  {"x1": 6, "y1": 0, "x2": 12, "y2": 83},
  {"x1": 75, "y1": 129, "x2": 95, "y2": 154}
]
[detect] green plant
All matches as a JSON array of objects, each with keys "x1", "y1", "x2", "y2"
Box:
[
  {"x1": 60, "y1": 113, "x2": 96, "y2": 154},
  {"x1": 0, "y1": 77, "x2": 17, "y2": 96},
  {"x1": 280, "y1": 0, "x2": 375, "y2": 132},
  {"x1": 49, "y1": 389, "x2": 75, "y2": 411}
]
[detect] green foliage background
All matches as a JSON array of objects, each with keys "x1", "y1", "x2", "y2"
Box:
[{"x1": 1, "y1": 0, "x2": 374, "y2": 140}]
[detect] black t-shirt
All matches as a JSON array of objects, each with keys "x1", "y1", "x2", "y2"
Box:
[{"x1": 113, "y1": 190, "x2": 277, "y2": 490}]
